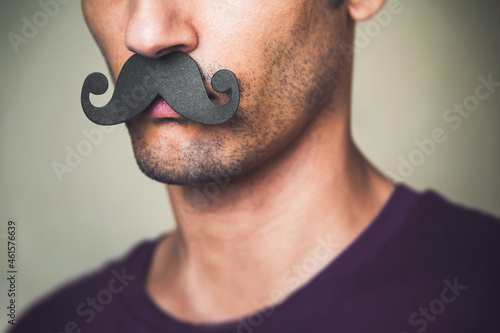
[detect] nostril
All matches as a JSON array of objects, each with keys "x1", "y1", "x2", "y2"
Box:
[{"x1": 154, "y1": 45, "x2": 189, "y2": 58}]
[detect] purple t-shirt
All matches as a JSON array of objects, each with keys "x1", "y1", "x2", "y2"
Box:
[{"x1": 9, "y1": 184, "x2": 500, "y2": 332}]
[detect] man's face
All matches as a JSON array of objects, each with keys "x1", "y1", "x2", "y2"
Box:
[{"x1": 82, "y1": 0, "x2": 348, "y2": 185}]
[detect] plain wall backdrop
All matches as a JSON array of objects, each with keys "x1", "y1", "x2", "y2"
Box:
[{"x1": 1, "y1": 0, "x2": 499, "y2": 330}]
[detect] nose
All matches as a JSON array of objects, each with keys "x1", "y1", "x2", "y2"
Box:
[{"x1": 125, "y1": 0, "x2": 198, "y2": 58}]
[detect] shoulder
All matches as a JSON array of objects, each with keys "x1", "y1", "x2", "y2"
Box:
[
  {"x1": 355, "y1": 186, "x2": 500, "y2": 329},
  {"x1": 8, "y1": 237, "x2": 159, "y2": 332},
  {"x1": 394, "y1": 185, "x2": 500, "y2": 283},
  {"x1": 407, "y1": 187, "x2": 500, "y2": 248}
]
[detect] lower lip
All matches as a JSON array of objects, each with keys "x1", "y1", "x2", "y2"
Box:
[
  {"x1": 147, "y1": 96, "x2": 219, "y2": 120},
  {"x1": 147, "y1": 98, "x2": 181, "y2": 119}
]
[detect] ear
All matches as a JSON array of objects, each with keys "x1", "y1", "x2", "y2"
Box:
[{"x1": 348, "y1": 0, "x2": 387, "y2": 21}]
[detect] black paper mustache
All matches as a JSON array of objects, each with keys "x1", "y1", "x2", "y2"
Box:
[{"x1": 81, "y1": 52, "x2": 240, "y2": 126}]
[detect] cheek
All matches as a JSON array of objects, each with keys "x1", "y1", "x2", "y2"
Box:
[
  {"x1": 82, "y1": 0, "x2": 131, "y2": 79},
  {"x1": 200, "y1": 1, "x2": 297, "y2": 69}
]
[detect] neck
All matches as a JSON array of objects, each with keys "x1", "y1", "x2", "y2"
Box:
[{"x1": 146, "y1": 86, "x2": 394, "y2": 323}]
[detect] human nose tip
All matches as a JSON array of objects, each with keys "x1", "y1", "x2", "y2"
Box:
[{"x1": 124, "y1": 1, "x2": 198, "y2": 58}]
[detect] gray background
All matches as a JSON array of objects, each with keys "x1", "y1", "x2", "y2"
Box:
[{"x1": 1, "y1": 0, "x2": 499, "y2": 330}]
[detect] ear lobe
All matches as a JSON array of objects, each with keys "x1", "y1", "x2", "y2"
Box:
[{"x1": 348, "y1": 0, "x2": 387, "y2": 21}]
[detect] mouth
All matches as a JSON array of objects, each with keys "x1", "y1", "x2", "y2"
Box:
[
  {"x1": 147, "y1": 97, "x2": 182, "y2": 119},
  {"x1": 146, "y1": 94, "x2": 219, "y2": 120}
]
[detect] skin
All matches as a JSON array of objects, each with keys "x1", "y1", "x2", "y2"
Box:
[{"x1": 82, "y1": 0, "x2": 390, "y2": 324}]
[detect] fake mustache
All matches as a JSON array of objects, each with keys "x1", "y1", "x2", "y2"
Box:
[{"x1": 81, "y1": 52, "x2": 240, "y2": 126}]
